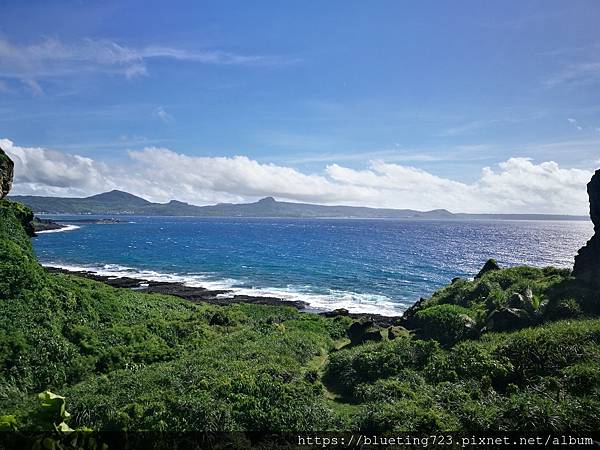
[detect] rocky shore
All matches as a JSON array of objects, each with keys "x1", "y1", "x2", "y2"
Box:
[
  {"x1": 43, "y1": 266, "x2": 401, "y2": 326},
  {"x1": 59, "y1": 218, "x2": 122, "y2": 224},
  {"x1": 33, "y1": 217, "x2": 122, "y2": 233},
  {"x1": 44, "y1": 266, "x2": 309, "y2": 309},
  {"x1": 33, "y1": 217, "x2": 67, "y2": 232}
]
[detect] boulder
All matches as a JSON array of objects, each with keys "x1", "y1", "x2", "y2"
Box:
[
  {"x1": 347, "y1": 320, "x2": 383, "y2": 345},
  {"x1": 475, "y1": 259, "x2": 500, "y2": 279},
  {"x1": 397, "y1": 297, "x2": 428, "y2": 329},
  {"x1": 0, "y1": 147, "x2": 14, "y2": 199},
  {"x1": 507, "y1": 288, "x2": 534, "y2": 313},
  {"x1": 484, "y1": 307, "x2": 532, "y2": 332},
  {"x1": 573, "y1": 169, "x2": 600, "y2": 288},
  {"x1": 320, "y1": 308, "x2": 350, "y2": 318},
  {"x1": 387, "y1": 325, "x2": 410, "y2": 340}
]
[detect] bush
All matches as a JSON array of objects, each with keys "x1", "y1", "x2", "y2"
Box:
[
  {"x1": 545, "y1": 298, "x2": 583, "y2": 321},
  {"x1": 414, "y1": 304, "x2": 477, "y2": 346},
  {"x1": 562, "y1": 363, "x2": 600, "y2": 396},
  {"x1": 425, "y1": 341, "x2": 512, "y2": 385},
  {"x1": 326, "y1": 339, "x2": 439, "y2": 395}
]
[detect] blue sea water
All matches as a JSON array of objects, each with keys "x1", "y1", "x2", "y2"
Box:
[{"x1": 33, "y1": 217, "x2": 593, "y2": 316}]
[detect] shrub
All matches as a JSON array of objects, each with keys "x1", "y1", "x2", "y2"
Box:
[
  {"x1": 326, "y1": 339, "x2": 439, "y2": 395},
  {"x1": 562, "y1": 363, "x2": 600, "y2": 396},
  {"x1": 425, "y1": 341, "x2": 512, "y2": 385},
  {"x1": 545, "y1": 298, "x2": 583, "y2": 321},
  {"x1": 414, "y1": 304, "x2": 477, "y2": 346}
]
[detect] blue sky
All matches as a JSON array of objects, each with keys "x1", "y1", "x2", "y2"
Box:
[{"x1": 1, "y1": 1, "x2": 599, "y2": 213}]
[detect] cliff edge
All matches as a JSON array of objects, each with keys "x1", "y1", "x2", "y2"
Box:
[
  {"x1": 573, "y1": 169, "x2": 600, "y2": 288},
  {"x1": 0, "y1": 147, "x2": 35, "y2": 236},
  {"x1": 0, "y1": 147, "x2": 14, "y2": 199}
]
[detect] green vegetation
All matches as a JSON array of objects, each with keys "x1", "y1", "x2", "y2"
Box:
[{"x1": 1, "y1": 201, "x2": 600, "y2": 435}]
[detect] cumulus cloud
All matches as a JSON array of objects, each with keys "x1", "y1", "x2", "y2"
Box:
[
  {"x1": 1, "y1": 138, "x2": 594, "y2": 214},
  {"x1": 1, "y1": 139, "x2": 116, "y2": 196},
  {"x1": 0, "y1": 37, "x2": 289, "y2": 84}
]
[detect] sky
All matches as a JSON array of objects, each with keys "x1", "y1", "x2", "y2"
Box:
[{"x1": 1, "y1": 0, "x2": 600, "y2": 214}]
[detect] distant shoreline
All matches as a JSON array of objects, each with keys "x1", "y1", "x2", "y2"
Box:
[
  {"x1": 36, "y1": 213, "x2": 589, "y2": 222},
  {"x1": 10, "y1": 190, "x2": 588, "y2": 221},
  {"x1": 36, "y1": 224, "x2": 80, "y2": 234},
  {"x1": 33, "y1": 217, "x2": 122, "y2": 234}
]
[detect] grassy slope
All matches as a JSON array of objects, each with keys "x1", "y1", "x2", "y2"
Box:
[{"x1": 1, "y1": 201, "x2": 600, "y2": 432}]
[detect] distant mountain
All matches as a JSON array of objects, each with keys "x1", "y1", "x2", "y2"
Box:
[
  {"x1": 8, "y1": 190, "x2": 588, "y2": 221},
  {"x1": 85, "y1": 190, "x2": 152, "y2": 207}
]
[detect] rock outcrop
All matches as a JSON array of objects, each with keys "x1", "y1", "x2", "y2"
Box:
[
  {"x1": 347, "y1": 319, "x2": 383, "y2": 345},
  {"x1": 573, "y1": 169, "x2": 600, "y2": 288},
  {"x1": 484, "y1": 307, "x2": 533, "y2": 332},
  {"x1": 475, "y1": 259, "x2": 500, "y2": 279},
  {"x1": 0, "y1": 148, "x2": 35, "y2": 236},
  {"x1": 0, "y1": 147, "x2": 14, "y2": 199},
  {"x1": 387, "y1": 325, "x2": 410, "y2": 340}
]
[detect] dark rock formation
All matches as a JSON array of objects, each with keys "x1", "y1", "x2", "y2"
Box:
[
  {"x1": 573, "y1": 169, "x2": 600, "y2": 288},
  {"x1": 506, "y1": 288, "x2": 535, "y2": 313},
  {"x1": 0, "y1": 147, "x2": 14, "y2": 199},
  {"x1": 396, "y1": 297, "x2": 428, "y2": 329},
  {"x1": 0, "y1": 149, "x2": 35, "y2": 237},
  {"x1": 347, "y1": 319, "x2": 383, "y2": 345},
  {"x1": 319, "y1": 309, "x2": 400, "y2": 327},
  {"x1": 387, "y1": 325, "x2": 410, "y2": 340},
  {"x1": 475, "y1": 259, "x2": 500, "y2": 279},
  {"x1": 484, "y1": 307, "x2": 533, "y2": 332},
  {"x1": 43, "y1": 266, "x2": 309, "y2": 309},
  {"x1": 320, "y1": 308, "x2": 350, "y2": 318},
  {"x1": 33, "y1": 217, "x2": 66, "y2": 232}
]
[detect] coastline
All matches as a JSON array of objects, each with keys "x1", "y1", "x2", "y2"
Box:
[
  {"x1": 36, "y1": 224, "x2": 80, "y2": 234},
  {"x1": 44, "y1": 265, "x2": 402, "y2": 326},
  {"x1": 33, "y1": 217, "x2": 122, "y2": 234}
]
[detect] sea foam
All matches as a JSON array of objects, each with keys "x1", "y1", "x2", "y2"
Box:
[{"x1": 36, "y1": 225, "x2": 81, "y2": 234}]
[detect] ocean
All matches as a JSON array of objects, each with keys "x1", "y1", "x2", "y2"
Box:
[{"x1": 33, "y1": 216, "x2": 593, "y2": 316}]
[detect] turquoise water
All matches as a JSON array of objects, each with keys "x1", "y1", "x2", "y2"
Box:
[{"x1": 33, "y1": 217, "x2": 593, "y2": 315}]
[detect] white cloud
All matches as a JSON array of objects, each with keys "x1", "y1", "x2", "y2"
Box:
[
  {"x1": 1, "y1": 138, "x2": 594, "y2": 215},
  {"x1": 0, "y1": 37, "x2": 288, "y2": 84},
  {"x1": 0, "y1": 139, "x2": 115, "y2": 196},
  {"x1": 155, "y1": 107, "x2": 173, "y2": 123},
  {"x1": 567, "y1": 118, "x2": 584, "y2": 131},
  {"x1": 22, "y1": 79, "x2": 43, "y2": 96}
]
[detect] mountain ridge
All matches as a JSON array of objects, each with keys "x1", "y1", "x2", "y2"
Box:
[{"x1": 8, "y1": 190, "x2": 588, "y2": 221}]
